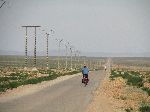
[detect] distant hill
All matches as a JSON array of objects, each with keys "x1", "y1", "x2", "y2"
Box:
[
  {"x1": 0, "y1": 50, "x2": 150, "y2": 57},
  {"x1": 83, "y1": 52, "x2": 150, "y2": 57},
  {"x1": 0, "y1": 50, "x2": 64, "y2": 56},
  {"x1": 0, "y1": 50, "x2": 24, "y2": 56}
]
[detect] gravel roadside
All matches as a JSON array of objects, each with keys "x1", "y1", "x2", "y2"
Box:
[{"x1": 86, "y1": 73, "x2": 116, "y2": 112}]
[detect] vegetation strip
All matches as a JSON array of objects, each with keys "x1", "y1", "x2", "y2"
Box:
[
  {"x1": 110, "y1": 69, "x2": 150, "y2": 112},
  {"x1": 0, "y1": 70, "x2": 80, "y2": 92}
]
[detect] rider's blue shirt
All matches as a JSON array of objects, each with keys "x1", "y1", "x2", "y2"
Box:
[{"x1": 82, "y1": 67, "x2": 89, "y2": 75}]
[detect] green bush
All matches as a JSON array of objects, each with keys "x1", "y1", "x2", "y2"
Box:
[
  {"x1": 23, "y1": 74, "x2": 60, "y2": 85},
  {"x1": 139, "y1": 105, "x2": 150, "y2": 112},
  {"x1": 9, "y1": 72, "x2": 28, "y2": 81},
  {"x1": 0, "y1": 77, "x2": 9, "y2": 82},
  {"x1": 8, "y1": 81, "x2": 22, "y2": 89},
  {"x1": 0, "y1": 82, "x2": 8, "y2": 92},
  {"x1": 120, "y1": 95, "x2": 127, "y2": 100},
  {"x1": 125, "y1": 108, "x2": 133, "y2": 112},
  {"x1": 110, "y1": 70, "x2": 122, "y2": 80},
  {"x1": 23, "y1": 78, "x2": 39, "y2": 84},
  {"x1": 9, "y1": 76, "x2": 18, "y2": 80},
  {"x1": 127, "y1": 75, "x2": 143, "y2": 87},
  {"x1": 125, "y1": 109, "x2": 130, "y2": 112},
  {"x1": 0, "y1": 87, "x2": 6, "y2": 92},
  {"x1": 110, "y1": 70, "x2": 143, "y2": 87},
  {"x1": 142, "y1": 87, "x2": 150, "y2": 96},
  {"x1": 0, "y1": 81, "x2": 22, "y2": 91}
]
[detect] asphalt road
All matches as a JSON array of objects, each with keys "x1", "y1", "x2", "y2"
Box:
[{"x1": 0, "y1": 70, "x2": 105, "y2": 112}]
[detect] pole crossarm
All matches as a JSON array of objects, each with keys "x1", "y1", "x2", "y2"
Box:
[{"x1": 22, "y1": 26, "x2": 41, "y2": 27}]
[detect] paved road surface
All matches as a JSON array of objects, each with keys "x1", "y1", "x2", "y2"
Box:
[{"x1": 0, "y1": 71, "x2": 105, "y2": 112}]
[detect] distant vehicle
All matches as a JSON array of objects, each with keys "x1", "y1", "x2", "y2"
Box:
[{"x1": 104, "y1": 65, "x2": 107, "y2": 71}]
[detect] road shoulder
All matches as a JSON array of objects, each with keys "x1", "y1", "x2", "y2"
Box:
[{"x1": 87, "y1": 71, "x2": 119, "y2": 112}]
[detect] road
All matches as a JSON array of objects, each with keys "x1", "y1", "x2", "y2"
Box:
[{"x1": 0, "y1": 71, "x2": 105, "y2": 112}]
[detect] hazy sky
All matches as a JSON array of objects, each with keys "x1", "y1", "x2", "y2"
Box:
[{"x1": 0, "y1": 0, "x2": 150, "y2": 55}]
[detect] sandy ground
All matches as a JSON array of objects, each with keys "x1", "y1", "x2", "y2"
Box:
[
  {"x1": 0, "y1": 73, "x2": 81, "y2": 103},
  {"x1": 87, "y1": 59, "x2": 123, "y2": 112},
  {"x1": 87, "y1": 72, "x2": 117, "y2": 112},
  {"x1": 87, "y1": 71, "x2": 150, "y2": 112}
]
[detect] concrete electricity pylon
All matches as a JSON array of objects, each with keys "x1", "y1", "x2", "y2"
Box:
[
  {"x1": 24, "y1": 27, "x2": 28, "y2": 69},
  {"x1": 45, "y1": 33, "x2": 49, "y2": 69},
  {"x1": 42, "y1": 29, "x2": 54, "y2": 69},
  {"x1": 84, "y1": 56, "x2": 86, "y2": 65},
  {"x1": 65, "y1": 42, "x2": 69, "y2": 70},
  {"x1": 77, "y1": 51, "x2": 80, "y2": 69},
  {"x1": 56, "y1": 38, "x2": 63, "y2": 70},
  {"x1": 74, "y1": 50, "x2": 78, "y2": 70},
  {"x1": 22, "y1": 25, "x2": 41, "y2": 70},
  {"x1": 70, "y1": 47, "x2": 72, "y2": 70},
  {"x1": 69, "y1": 46, "x2": 74, "y2": 70},
  {"x1": 90, "y1": 59, "x2": 92, "y2": 70}
]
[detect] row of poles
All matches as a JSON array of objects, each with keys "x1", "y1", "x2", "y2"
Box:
[
  {"x1": 22, "y1": 25, "x2": 81, "y2": 70},
  {"x1": 1, "y1": 2, "x2": 104, "y2": 70}
]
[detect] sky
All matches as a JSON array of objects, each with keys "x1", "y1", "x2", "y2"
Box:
[{"x1": 0, "y1": 0, "x2": 150, "y2": 56}]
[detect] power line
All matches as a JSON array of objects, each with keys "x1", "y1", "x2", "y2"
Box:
[{"x1": 0, "y1": 0, "x2": 6, "y2": 9}]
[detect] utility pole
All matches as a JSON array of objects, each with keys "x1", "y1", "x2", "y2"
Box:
[
  {"x1": 65, "y1": 42, "x2": 69, "y2": 70},
  {"x1": 97, "y1": 60, "x2": 99, "y2": 70},
  {"x1": 84, "y1": 56, "x2": 86, "y2": 65},
  {"x1": 42, "y1": 29, "x2": 54, "y2": 70},
  {"x1": 24, "y1": 27, "x2": 28, "y2": 69},
  {"x1": 46, "y1": 33, "x2": 49, "y2": 69},
  {"x1": 56, "y1": 39, "x2": 63, "y2": 70},
  {"x1": 34, "y1": 27, "x2": 37, "y2": 68},
  {"x1": 90, "y1": 59, "x2": 92, "y2": 70},
  {"x1": 77, "y1": 50, "x2": 80, "y2": 69},
  {"x1": 70, "y1": 47, "x2": 73, "y2": 70},
  {"x1": 74, "y1": 50, "x2": 77, "y2": 70},
  {"x1": 22, "y1": 26, "x2": 41, "y2": 70}
]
